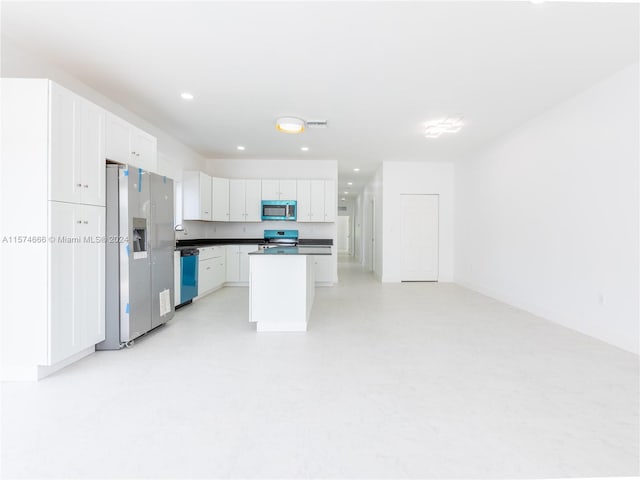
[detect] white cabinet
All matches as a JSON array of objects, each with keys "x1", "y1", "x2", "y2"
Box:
[
  {"x1": 226, "y1": 244, "x2": 259, "y2": 283},
  {"x1": 198, "y1": 246, "x2": 225, "y2": 294},
  {"x1": 261, "y1": 179, "x2": 296, "y2": 200},
  {"x1": 0, "y1": 78, "x2": 107, "y2": 380},
  {"x1": 297, "y1": 179, "x2": 335, "y2": 222},
  {"x1": 49, "y1": 82, "x2": 106, "y2": 207},
  {"x1": 313, "y1": 252, "x2": 334, "y2": 285},
  {"x1": 323, "y1": 180, "x2": 336, "y2": 222},
  {"x1": 105, "y1": 113, "x2": 157, "y2": 172},
  {"x1": 230, "y1": 179, "x2": 261, "y2": 222},
  {"x1": 48, "y1": 202, "x2": 105, "y2": 364},
  {"x1": 183, "y1": 171, "x2": 212, "y2": 221},
  {"x1": 212, "y1": 176, "x2": 230, "y2": 222}
]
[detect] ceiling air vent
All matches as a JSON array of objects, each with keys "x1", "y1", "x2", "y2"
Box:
[{"x1": 305, "y1": 120, "x2": 328, "y2": 129}]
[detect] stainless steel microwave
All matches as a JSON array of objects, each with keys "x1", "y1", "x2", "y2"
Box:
[{"x1": 261, "y1": 200, "x2": 297, "y2": 221}]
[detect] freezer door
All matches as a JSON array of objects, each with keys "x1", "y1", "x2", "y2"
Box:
[
  {"x1": 119, "y1": 166, "x2": 152, "y2": 342},
  {"x1": 149, "y1": 172, "x2": 175, "y2": 328}
]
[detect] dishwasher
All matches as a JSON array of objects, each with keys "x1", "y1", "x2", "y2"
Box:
[{"x1": 178, "y1": 248, "x2": 199, "y2": 308}]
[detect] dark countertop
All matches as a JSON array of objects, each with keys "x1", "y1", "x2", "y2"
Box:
[{"x1": 176, "y1": 238, "x2": 333, "y2": 248}]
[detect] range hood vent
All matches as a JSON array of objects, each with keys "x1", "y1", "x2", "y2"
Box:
[{"x1": 306, "y1": 120, "x2": 328, "y2": 129}]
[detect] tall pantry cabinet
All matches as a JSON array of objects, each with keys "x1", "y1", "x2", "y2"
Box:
[{"x1": 0, "y1": 79, "x2": 106, "y2": 380}]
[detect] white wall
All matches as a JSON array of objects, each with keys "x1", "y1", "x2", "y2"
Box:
[
  {"x1": 1, "y1": 37, "x2": 205, "y2": 178},
  {"x1": 381, "y1": 161, "x2": 455, "y2": 283},
  {"x1": 360, "y1": 167, "x2": 383, "y2": 277},
  {"x1": 455, "y1": 63, "x2": 639, "y2": 354}
]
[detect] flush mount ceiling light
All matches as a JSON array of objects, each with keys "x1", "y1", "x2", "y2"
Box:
[
  {"x1": 423, "y1": 116, "x2": 464, "y2": 138},
  {"x1": 180, "y1": 92, "x2": 194, "y2": 100},
  {"x1": 237, "y1": 146, "x2": 245, "y2": 151},
  {"x1": 301, "y1": 147, "x2": 309, "y2": 152},
  {"x1": 347, "y1": 182, "x2": 353, "y2": 186},
  {"x1": 353, "y1": 168, "x2": 360, "y2": 172},
  {"x1": 276, "y1": 117, "x2": 305, "y2": 134}
]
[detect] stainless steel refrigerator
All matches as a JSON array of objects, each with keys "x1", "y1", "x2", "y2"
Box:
[{"x1": 98, "y1": 164, "x2": 175, "y2": 350}]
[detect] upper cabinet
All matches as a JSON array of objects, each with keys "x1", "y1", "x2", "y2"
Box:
[
  {"x1": 105, "y1": 113, "x2": 157, "y2": 172},
  {"x1": 296, "y1": 179, "x2": 335, "y2": 223},
  {"x1": 49, "y1": 82, "x2": 106, "y2": 207},
  {"x1": 183, "y1": 171, "x2": 212, "y2": 221},
  {"x1": 212, "y1": 177, "x2": 230, "y2": 222},
  {"x1": 261, "y1": 179, "x2": 296, "y2": 200},
  {"x1": 229, "y1": 179, "x2": 261, "y2": 222}
]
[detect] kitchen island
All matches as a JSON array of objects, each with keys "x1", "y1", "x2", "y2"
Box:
[{"x1": 248, "y1": 246, "x2": 331, "y2": 332}]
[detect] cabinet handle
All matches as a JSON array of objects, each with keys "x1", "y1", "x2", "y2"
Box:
[
  {"x1": 76, "y1": 183, "x2": 82, "y2": 187},
  {"x1": 131, "y1": 151, "x2": 136, "y2": 155},
  {"x1": 83, "y1": 184, "x2": 89, "y2": 188},
  {"x1": 77, "y1": 220, "x2": 82, "y2": 224},
  {"x1": 136, "y1": 153, "x2": 140, "y2": 157},
  {"x1": 83, "y1": 221, "x2": 89, "y2": 224}
]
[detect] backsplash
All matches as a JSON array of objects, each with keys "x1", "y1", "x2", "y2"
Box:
[{"x1": 177, "y1": 220, "x2": 336, "y2": 241}]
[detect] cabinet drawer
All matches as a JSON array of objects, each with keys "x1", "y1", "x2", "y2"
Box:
[{"x1": 198, "y1": 246, "x2": 223, "y2": 260}]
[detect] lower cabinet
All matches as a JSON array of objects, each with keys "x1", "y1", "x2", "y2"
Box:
[
  {"x1": 48, "y1": 201, "x2": 105, "y2": 365},
  {"x1": 313, "y1": 250, "x2": 334, "y2": 285},
  {"x1": 198, "y1": 246, "x2": 226, "y2": 295},
  {"x1": 226, "y1": 244, "x2": 259, "y2": 283}
]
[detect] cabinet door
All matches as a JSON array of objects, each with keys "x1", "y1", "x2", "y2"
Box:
[
  {"x1": 105, "y1": 113, "x2": 130, "y2": 164},
  {"x1": 48, "y1": 201, "x2": 77, "y2": 364},
  {"x1": 261, "y1": 180, "x2": 279, "y2": 200},
  {"x1": 182, "y1": 171, "x2": 202, "y2": 220},
  {"x1": 76, "y1": 205, "x2": 106, "y2": 347},
  {"x1": 239, "y1": 245, "x2": 255, "y2": 282},
  {"x1": 296, "y1": 180, "x2": 311, "y2": 222},
  {"x1": 245, "y1": 179, "x2": 262, "y2": 222},
  {"x1": 310, "y1": 180, "x2": 325, "y2": 222},
  {"x1": 212, "y1": 177, "x2": 230, "y2": 221},
  {"x1": 131, "y1": 129, "x2": 157, "y2": 172},
  {"x1": 323, "y1": 180, "x2": 336, "y2": 223},
  {"x1": 313, "y1": 254, "x2": 333, "y2": 283},
  {"x1": 78, "y1": 100, "x2": 106, "y2": 207},
  {"x1": 49, "y1": 83, "x2": 81, "y2": 204},
  {"x1": 200, "y1": 172, "x2": 212, "y2": 220},
  {"x1": 279, "y1": 180, "x2": 297, "y2": 200},
  {"x1": 213, "y1": 255, "x2": 226, "y2": 287},
  {"x1": 198, "y1": 257, "x2": 216, "y2": 293},
  {"x1": 229, "y1": 179, "x2": 246, "y2": 222},
  {"x1": 225, "y1": 246, "x2": 240, "y2": 282}
]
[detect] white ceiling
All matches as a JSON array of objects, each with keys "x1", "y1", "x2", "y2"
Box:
[{"x1": 1, "y1": 1, "x2": 638, "y2": 194}]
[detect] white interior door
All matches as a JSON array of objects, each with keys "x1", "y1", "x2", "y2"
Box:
[
  {"x1": 337, "y1": 216, "x2": 350, "y2": 254},
  {"x1": 400, "y1": 194, "x2": 438, "y2": 281}
]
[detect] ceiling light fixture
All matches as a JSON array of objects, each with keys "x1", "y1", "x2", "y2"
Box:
[
  {"x1": 341, "y1": 198, "x2": 346, "y2": 201},
  {"x1": 423, "y1": 116, "x2": 464, "y2": 138},
  {"x1": 344, "y1": 191, "x2": 348, "y2": 195},
  {"x1": 347, "y1": 182, "x2": 353, "y2": 186},
  {"x1": 180, "y1": 92, "x2": 194, "y2": 100},
  {"x1": 353, "y1": 168, "x2": 360, "y2": 172},
  {"x1": 237, "y1": 146, "x2": 245, "y2": 151},
  {"x1": 276, "y1": 117, "x2": 305, "y2": 134},
  {"x1": 301, "y1": 147, "x2": 309, "y2": 152}
]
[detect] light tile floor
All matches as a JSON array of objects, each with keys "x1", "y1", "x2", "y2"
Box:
[{"x1": 1, "y1": 258, "x2": 638, "y2": 478}]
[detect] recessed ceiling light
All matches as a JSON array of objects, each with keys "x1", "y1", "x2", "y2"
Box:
[
  {"x1": 180, "y1": 92, "x2": 194, "y2": 100},
  {"x1": 530, "y1": 0, "x2": 545, "y2": 3},
  {"x1": 353, "y1": 168, "x2": 360, "y2": 172},
  {"x1": 423, "y1": 116, "x2": 464, "y2": 138},
  {"x1": 301, "y1": 147, "x2": 309, "y2": 151},
  {"x1": 347, "y1": 182, "x2": 353, "y2": 186},
  {"x1": 344, "y1": 191, "x2": 348, "y2": 195},
  {"x1": 237, "y1": 146, "x2": 245, "y2": 151},
  {"x1": 276, "y1": 117, "x2": 305, "y2": 134},
  {"x1": 341, "y1": 198, "x2": 346, "y2": 201}
]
